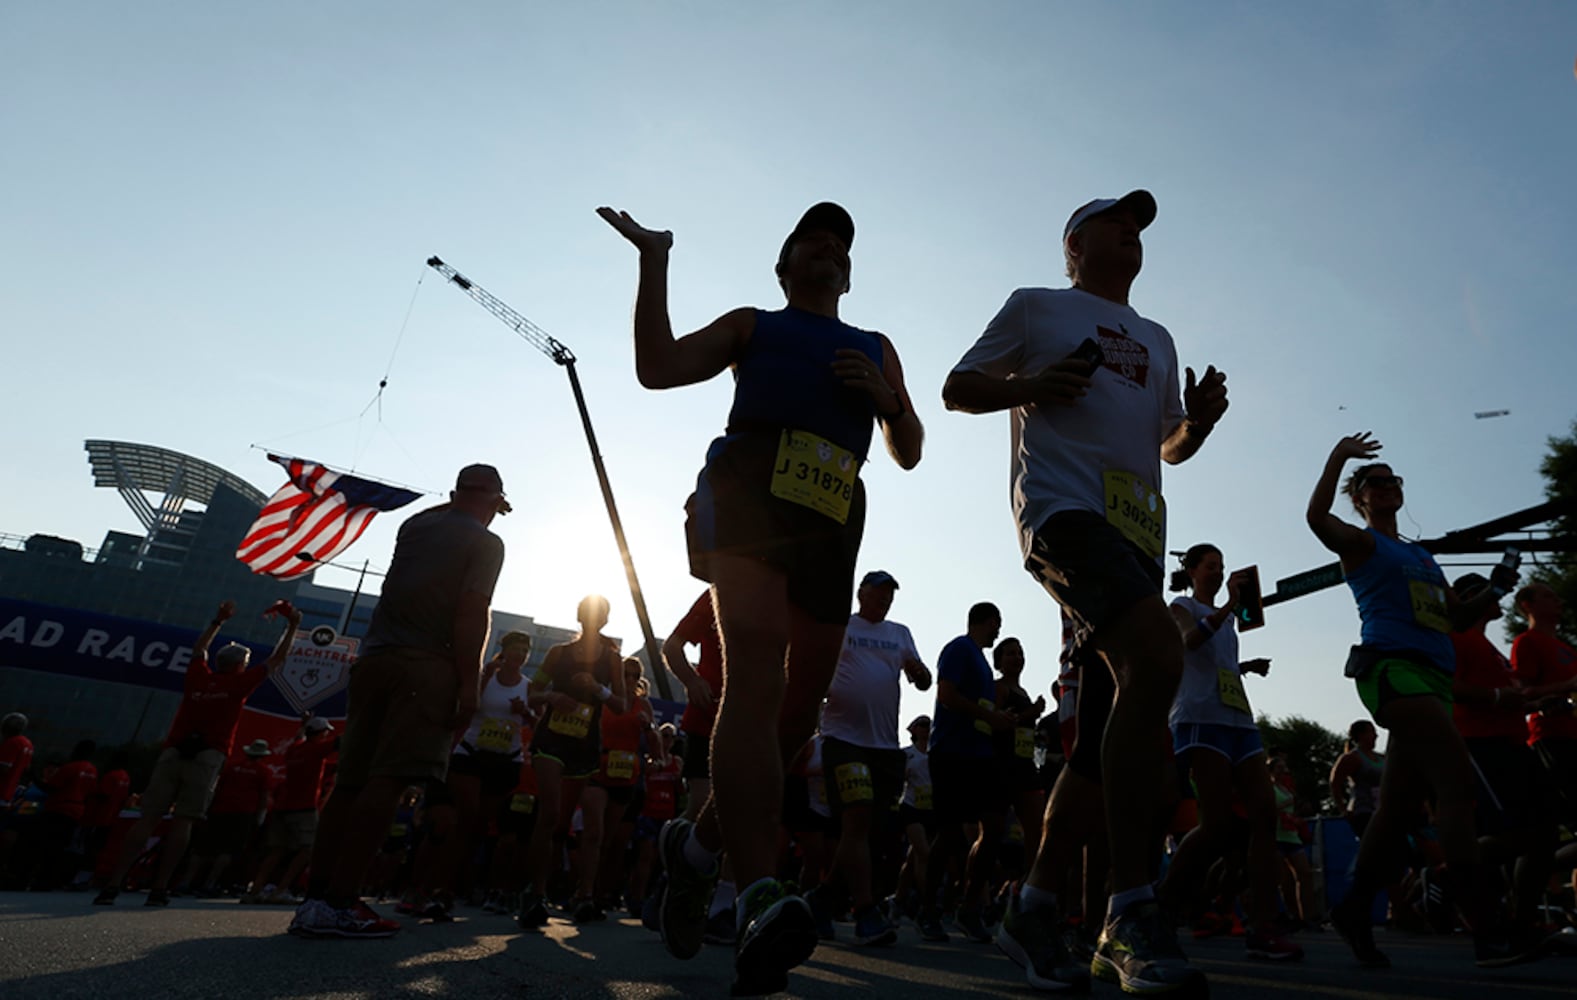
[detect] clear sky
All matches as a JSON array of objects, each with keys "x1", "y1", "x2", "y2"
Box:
[{"x1": 4, "y1": 2, "x2": 1575, "y2": 743}]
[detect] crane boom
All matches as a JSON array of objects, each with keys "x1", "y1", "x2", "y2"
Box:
[{"x1": 426, "y1": 255, "x2": 674, "y2": 701}]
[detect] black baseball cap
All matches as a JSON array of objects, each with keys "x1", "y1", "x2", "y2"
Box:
[
  {"x1": 860, "y1": 570, "x2": 899, "y2": 589},
  {"x1": 455, "y1": 463, "x2": 511, "y2": 515},
  {"x1": 776, "y1": 202, "x2": 855, "y2": 275}
]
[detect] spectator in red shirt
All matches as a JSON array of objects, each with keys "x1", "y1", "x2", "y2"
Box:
[
  {"x1": 32, "y1": 740, "x2": 98, "y2": 889},
  {"x1": 95, "y1": 598, "x2": 301, "y2": 907},
  {"x1": 0, "y1": 712, "x2": 33, "y2": 809},
  {"x1": 662, "y1": 591, "x2": 722, "y2": 822},
  {"x1": 78, "y1": 752, "x2": 131, "y2": 886},
  {"x1": 248, "y1": 716, "x2": 337, "y2": 903},
  {"x1": 1452, "y1": 573, "x2": 1558, "y2": 936},
  {"x1": 183, "y1": 739, "x2": 276, "y2": 896},
  {"x1": 1510, "y1": 584, "x2": 1577, "y2": 816}
]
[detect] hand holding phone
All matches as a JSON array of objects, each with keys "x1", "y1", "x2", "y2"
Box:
[{"x1": 1232, "y1": 566, "x2": 1266, "y2": 631}]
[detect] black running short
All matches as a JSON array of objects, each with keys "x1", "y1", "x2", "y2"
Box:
[
  {"x1": 1465, "y1": 737, "x2": 1552, "y2": 835},
  {"x1": 1025, "y1": 511, "x2": 1164, "y2": 782},
  {"x1": 448, "y1": 747, "x2": 523, "y2": 798},
  {"x1": 929, "y1": 752, "x2": 1004, "y2": 824},
  {"x1": 531, "y1": 727, "x2": 600, "y2": 781},
  {"x1": 820, "y1": 737, "x2": 905, "y2": 818},
  {"x1": 685, "y1": 430, "x2": 866, "y2": 626}
]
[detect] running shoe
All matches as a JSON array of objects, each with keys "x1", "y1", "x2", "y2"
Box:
[
  {"x1": 420, "y1": 900, "x2": 454, "y2": 923},
  {"x1": 394, "y1": 897, "x2": 423, "y2": 917},
  {"x1": 92, "y1": 887, "x2": 119, "y2": 906},
  {"x1": 1245, "y1": 930, "x2": 1304, "y2": 961},
  {"x1": 1329, "y1": 894, "x2": 1390, "y2": 969},
  {"x1": 480, "y1": 891, "x2": 506, "y2": 914},
  {"x1": 917, "y1": 909, "x2": 950, "y2": 943},
  {"x1": 262, "y1": 889, "x2": 299, "y2": 906},
  {"x1": 144, "y1": 889, "x2": 171, "y2": 907},
  {"x1": 288, "y1": 898, "x2": 334, "y2": 937},
  {"x1": 956, "y1": 906, "x2": 994, "y2": 943},
  {"x1": 516, "y1": 890, "x2": 550, "y2": 930},
  {"x1": 571, "y1": 898, "x2": 603, "y2": 924},
  {"x1": 1473, "y1": 926, "x2": 1543, "y2": 968},
  {"x1": 1090, "y1": 901, "x2": 1206, "y2": 995},
  {"x1": 326, "y1": 900, "x2": 401, "y2": 938},
  {"x1": 1064, "y1": 919, "x2": 1098, "y2": 965},
  {"x1": 995, "y1": 892, "x2": 1090, "y2": 993},
  {"x1": 658, "y1": 818, "x2": 718, "y2": 960},
  {"x1": 854, "y1": 905, "x2": 898, "y2": 947},
  {"x1": 641, "y1": 875, "x2": 664, "y2": 932},
  {"x1": 704, "y1": 908, "x2": 739, "y2": 946},
  {"x1": 731, "y1": 879, "x2": 817, "y2": 998}
]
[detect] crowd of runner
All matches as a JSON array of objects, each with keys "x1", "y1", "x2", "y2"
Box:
[{"x1": 2, "y1": 194, "x2": 1575, "y2": 997}]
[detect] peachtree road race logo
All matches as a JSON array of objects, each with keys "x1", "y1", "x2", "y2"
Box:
[{"x1": 275, "y1": 631, "x2": 359, "y2": 715}]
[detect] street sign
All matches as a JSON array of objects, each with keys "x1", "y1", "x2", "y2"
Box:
[{"x1": 1267, "y1": 562, "x2": 1344, "y2": 605}]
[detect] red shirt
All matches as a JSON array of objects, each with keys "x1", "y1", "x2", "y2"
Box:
[
  {"x1": 641, "y1": 754, "x2": 681, "y2": 821},
  {"x1": 673, "y1": 592, "x2": 724, "y2": 739},
  {"x1": 597, "y1": 697, "x2": 649, "y2": 788},
  {"x1": 210, "y1": 755, "x2": 278, "y2": 816},
  {"x1": 1511, "y1": 630, "x2": 1577, "y2": 744},
  {"x1": 44, "y1": 760, "x2": 99, "y2": 820},
  {"x1": 164, "y1": 653, "x2": 271, "y2": 756},
  {"x1": 85, "y1": 768, "x2": 131, "y2": 828},
  {"x1": 1452, "y1": 631, "x2": 1529, "y2": 742},
  {"x1": 0, "y1": 734, "x2": 33, "y2": 803},
  {"x1": 274, "y1": 736, "x2": 337, "y2": 813}
]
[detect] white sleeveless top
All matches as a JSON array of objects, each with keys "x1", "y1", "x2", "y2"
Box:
[
  {"x1": 458, "y1": 672, "x2": 528, "y2": 757},
  {"x1": 1169, "y1": 595, "x2": 1255, "y2": 730}
]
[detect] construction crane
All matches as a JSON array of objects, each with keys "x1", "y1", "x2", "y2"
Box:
[{"x1": 426, "y1": 255, "x2": 673, "y2": 701}]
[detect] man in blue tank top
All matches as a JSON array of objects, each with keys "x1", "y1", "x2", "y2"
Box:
[{"x1": 599, "y1": 201, "x2": 922, "y2": 995}]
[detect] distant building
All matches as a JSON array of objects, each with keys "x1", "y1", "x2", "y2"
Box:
[{"x1": 0, "y1": 440, "x2": 612, "y2": 755}]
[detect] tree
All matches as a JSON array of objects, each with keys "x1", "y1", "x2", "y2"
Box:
[
  {"x1": 1257, "y1": 714, "x2": 1346, "y2": 816},
  {"x1": 1504, "y1": 417, "x2": 1577, "y2": 646}
]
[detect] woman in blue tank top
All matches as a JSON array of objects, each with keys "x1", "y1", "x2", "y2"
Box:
[{"x1": 1306, "y1": 432, "x2": 1529, "y2": 969}]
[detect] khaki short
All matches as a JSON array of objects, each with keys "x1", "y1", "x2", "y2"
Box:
[
  {"x1": 141, "y1": 747, "x2": 226, "y2": 821},
  {"x1": 265, "y1": 809, "x2": 319, "y2": 853},
  {"x1": 336, "y1": 646, "x2": 459, "y2": 788}
]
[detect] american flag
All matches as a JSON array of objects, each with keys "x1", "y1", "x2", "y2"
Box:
[{"x1": 236, "y1": 455, "x2": 422, "y2": 580}]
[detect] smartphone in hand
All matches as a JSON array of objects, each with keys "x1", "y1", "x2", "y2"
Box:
[
  {"x1": 1067, "y1": 336, "x2": 1104, "y2": 371},
  {"x1": 1232, "y1": 566, "x2": 1266, "y2": 631}
]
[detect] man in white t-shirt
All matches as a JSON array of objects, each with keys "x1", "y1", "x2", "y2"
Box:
[
  {"x1": 943, "y1": 191, "x2": 1229, "y2": 996},
  {"x1": 817, "y1": 570, "x2": 932, "y2": 947}
]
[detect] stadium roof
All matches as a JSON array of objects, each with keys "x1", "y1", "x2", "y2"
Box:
[{"x1": 84, "y1": 440, "x2": 269, "y2": 508}]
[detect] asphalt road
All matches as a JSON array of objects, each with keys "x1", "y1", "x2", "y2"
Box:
[{"x1": 2, "y1": 891, "x2": 1573, "y2": 999}]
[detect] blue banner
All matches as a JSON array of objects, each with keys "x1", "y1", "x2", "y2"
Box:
[{"x1": 0, "y1": 596, "x2": 346, "y2": 719}]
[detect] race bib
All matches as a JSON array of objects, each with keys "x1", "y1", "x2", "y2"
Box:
[
  {"x1": 477, "y1": 717, "x2": 515, "y2": 753},
  {"x1": 1409, "y1": 580, "x2": 1450, "y2": 633},
  {"x1": 605, "y1": 750, "x2": 637, "y2": 781},
  {"x1": 974, "y1": 698, "x2": 996, "y2": 735},
  {"x1": 834, "y1": 761, "x2": 874, "y2": 804},
  {"x1": 388, "y1": 822, "x2": 408, "y2": 837},
  {"x1": 1014, "y1": 727, "x2": 1035, "y2": 759},
  {"x1": 1217, "y1": 669, "x2": 1252, "y2": 714},
  {"x1": 769, "y1": 430, "x2": 860, "y2": 524},
  {"x1": 913, "y1": 785, "x2": 933, "y2": 811},
  {"x1": 509, "y1": 792, "x2": 536, "y2": 815},
  {"x1": 547, "y1": 702, "x2": 593, "y2": 739},
  {"x1": 1103, "y1": 470, "x2": 1165, "y2": 560}
]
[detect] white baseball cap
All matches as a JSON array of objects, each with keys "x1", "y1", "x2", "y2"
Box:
[{"x1": 1063, "y1": 190, "x2": 1157, "y2": 239}]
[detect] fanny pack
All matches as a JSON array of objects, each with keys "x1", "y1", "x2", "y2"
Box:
[
  {"x1": 1342, "y1": 644, "x2": 1439, "y2": 680},
  {"x1": 174, "y1": 731, "x2": 211, "y2": 760}
]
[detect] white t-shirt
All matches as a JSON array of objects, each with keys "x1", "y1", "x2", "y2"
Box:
[
  {"x1": 820, "y1": 615, "x2": 923, "y2": 750},
  {"x1": 901, "y1": 743, "x2": 933, "y2": 810},
  {"x1": 951, "y1": 287, "x2": 1186, "y2": 563},
  {"x1": 1169, "y1": 595, "x2": 1255, "y2": 729}
]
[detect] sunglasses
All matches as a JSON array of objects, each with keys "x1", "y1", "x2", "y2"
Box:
[{"x1": 1360, "y1": 475, "x2": 1403, "y2": 490}]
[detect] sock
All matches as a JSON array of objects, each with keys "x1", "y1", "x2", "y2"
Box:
[
  {"x1": 1020, "y1": 883, "x2": 1058, "y2": 914},
  {"x1": 735, "y1": 877, "x2": 778, "y2": 931},
  {"x1": 1106, "y1": 885, "x2": 1156, "y2": 923},
  {"x1": 709, "y1": 880, "x2": 737, "y2": 919},
  {"x1": 682, "y1": 829, "x2": 720, "y2": 873}
]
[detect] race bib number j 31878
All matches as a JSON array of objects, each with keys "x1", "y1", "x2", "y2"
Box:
[{"x1": 770, "y1": 430, "x2": 860, "y2": 524}]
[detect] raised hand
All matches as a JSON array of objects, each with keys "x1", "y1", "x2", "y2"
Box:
[
  {"x1": 596, "y1": 207, "x2": 673, "y2": 255},
  {"x1": 216, "y1": 600, "x2": 236, "y2": 621},
  {"x1": 831, "y1": 349, "x2": 901, "y2": 415},
  {"x1": 1184, "y1": 365, "x2": 1229, "y2": 427},
  {"x1": 1333, "y1": 432, "x2": 1383, "y2": 463}
]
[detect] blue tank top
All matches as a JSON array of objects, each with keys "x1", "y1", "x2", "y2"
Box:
[
  {"x1": 725, "y1": 307, "x2": 883, "y2": 460},
  {"x1": 1344, "y1": 530, "x2": 1454, "y2": 672}
]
